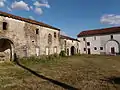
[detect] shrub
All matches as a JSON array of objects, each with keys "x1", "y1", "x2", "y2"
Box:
[{"x1": 59, "y1": 51, "x2": 66, "y2": 57}]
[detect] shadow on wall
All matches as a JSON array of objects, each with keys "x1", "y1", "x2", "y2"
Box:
[{"x1": 14, "y1": 53, "x2": 79, "y2": 90}]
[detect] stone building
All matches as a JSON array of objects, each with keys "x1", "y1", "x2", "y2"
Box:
[
  {"x1": 77, "y1": 27, "x2": 120, "y2": 55},
  {"x1": 60, "y1": 35, "x2": 80, "y2": 56},
  {"x1": 0, "y1": 11, "x2": 61, "y2": 61}
]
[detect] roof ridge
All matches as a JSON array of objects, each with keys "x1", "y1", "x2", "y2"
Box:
[
  {"x1": 0, "y1": 11, "x2": 60, "y2": 31},
  {"x1": 77, "y1": 26, "x2": 120, "y2": 37},
  {"x1": 81, "y1": 26, "x2": 120, "y2": 32}
]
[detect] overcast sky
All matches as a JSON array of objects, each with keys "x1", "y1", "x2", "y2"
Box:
[{"x1": 0, "y1": 0, "x2": 120, "y2": 38}]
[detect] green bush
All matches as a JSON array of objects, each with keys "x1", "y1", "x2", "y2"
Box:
[{"x1": 59, "y1": 51, "x2": 66, "y2": 57}]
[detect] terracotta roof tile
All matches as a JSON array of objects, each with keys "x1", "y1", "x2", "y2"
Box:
[
  {"x1": 77, "y1": 27, "x2": 120, "y2": 37},
  {"x1": 0, "y1": 11, "x2": 60, "y2": 31}
]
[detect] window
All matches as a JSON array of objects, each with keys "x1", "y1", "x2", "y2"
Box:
[
  {"x1": 77, "y1": 48, "x2": 79, "y2": 53},
  {"x1": 54, "y1": 47, "x2": 57, "y2": 53},
  {"x1": 83, "y1": 38, "x2": 86, "y2": 41},
  {"x1": 94, "y1": 36, "x2": 96, "y2": 40},
  {"x1": 48, "y1": 34, "x2": 52, "y2": 44},
  {"x1": 36, "y1": 48, "x2": 40, "y2": 56},
  {"x1": 111, "y1": 35, "x2": 113, "y2": 39},
  {"x1": 65, "y1": 40, "x2": 66, "y2": 46},
  {"x1": 54, "y1": 32, "x2": 56, "y2": 38},
  {"x1": 58, "y1": 32, "x2": 60, "y2": 38},
  {"x1": 100, "y1": 47, "x2": 103, "y2": 50},
  {"x1": 67, "y1": 48, "x2": 69, "y2": 56},
  {"x1": 36, "y1": 29, "x2": 39, "y2": 34},
  {"x1": 84, "y1": 48, "x2": 86, "y2": 51},
  {"x1": 77, "y1": 42, "x2": 79, "y2": 46},
  {"x1": 94, "y1": 47, "x2": 97, "y2": 50},
  {"x1": 45, "y1": 47, "x2": 49, "y2": 55},
  {"x1": 87, "y1": 42, "x2": 90, "y2": 46},
  {"x1": 3, "y1": 22, "x2": 8, "y2": 30}
]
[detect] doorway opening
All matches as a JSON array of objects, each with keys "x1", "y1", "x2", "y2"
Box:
[
  {"x1": 71, "y1": 46, "x2": 75, "y2": 55},
  {"x1": 0, "y1": 38, "x2": 14, "y2": 61},
  {"x1": 88, "y1": 48, "x2": 91, "y2": 54},
  {"x1": 111, "y1": 47, "x2": 115, "y2": 54}
]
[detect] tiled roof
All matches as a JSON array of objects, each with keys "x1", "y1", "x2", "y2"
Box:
[
  {"x1": 61, "y1": 35, "x2": 80, "y2": 42},
  {"x1": 77, "y1": 26, "x2": 120, "y2": 37},
  {"x1": 0, "y1": 11, "x2": 60, "y2": 31}
]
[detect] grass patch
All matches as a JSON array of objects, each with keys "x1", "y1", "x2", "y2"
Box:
[{"x1": 0, "y1": 55, "x2": 120, "y2": 90}]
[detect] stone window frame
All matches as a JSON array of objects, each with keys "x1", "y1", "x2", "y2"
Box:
[
  {"x1": 36, "y1": 28, "x2": 39, "y2": 34},
  {"x1": 3, "y1": 22, "x2": 8, "y2": 30},
  {"x1": 83, "y1": 37, "x2": 86, "y2": 41},
  {"x1": 100, "y1": 47, "x2": 103, "y2": 50},
  {"x1": 53, "y1": 46, "x2": 57, "y2": 53},
  {"x1": 87, "y1": 42, "x2": 90, "y2": 46},
  {"x1": 94, "y1": 36, "x2": 96, "y2": 40},
  {"x1": 84, "y1": 48, "x2": 86, "y2": 51},
  {"x1": 111, "y1": 35, "x2": 113, "y2": 39},
  {"x1": 54, "y1": 32, "x2": 57, "y2": 38},
  {"x1": 94, "y1": 47, "x2": 97, "y2": 50},
  {"x1": 45, "y1": 46, "x2": 49, "y2": 55},
  {"x1": 48, "y1": 33, "x2": 52, "y2": 44}
]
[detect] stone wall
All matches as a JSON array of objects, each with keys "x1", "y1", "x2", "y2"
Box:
[
  {"x1": 60, "y1": 38, "x2": 80, "y2": 56},
  {"x1": 0, "y1": 15, "x2": 61, "y2": 61}
]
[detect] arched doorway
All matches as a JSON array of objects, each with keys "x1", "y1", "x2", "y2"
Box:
[
  {"x1": 71, "y1": 46, "x2": 75, "y2": 55},
  {"x1": 0, "y1": 38, "x2": 14, "y2": 61},
  {"x1": 105, "y1": 40, "x2": 120, "y2": 55}
]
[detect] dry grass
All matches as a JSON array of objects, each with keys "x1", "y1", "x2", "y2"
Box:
[{"x1": 0, "y1": 55, "x2": 120, "y2": 90}]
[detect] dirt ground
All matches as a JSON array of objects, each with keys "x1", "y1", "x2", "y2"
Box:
[{"x1": 0, "y1": 55, "x2": 120, "y2": 90}]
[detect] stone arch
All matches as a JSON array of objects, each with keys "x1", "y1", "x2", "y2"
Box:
[
  {"x1": 105, "y1": 40, "x2": 120, "y2": 55},
  {"x1": 0, "y1": 37, "x2": 14, "y2": 61},
  {"x1": 71, "y1": 46, "x2": 75, "y2": 55}
]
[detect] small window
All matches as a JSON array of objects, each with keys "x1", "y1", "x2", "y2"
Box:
[
  {"x1": 94, "y1": 36, "x2": 96, "y2": 40},
  {"x1": 65, "y1": 40, "x2": 66, "y2": 46},
  {"x1": 94, "y1": 47, "x2": 97, "y2": 50},
  {"x1": 45, "y1": 47, "x2": 49, "y2": 55},
  {"x1": 36, "y1": 29, "x2": 39, "y2": 34},
  {"x1": 77, "y1": 48, "x2": 79, "y2": 53},
  {"x1": 54, "y1": 32, "x2": 56, "y2": 38},
  {"x1": 100, "y1": 47, "x2": 103, "y2": 50},
  {"x1": 83, "y1": 38, "x2": 86, "y2": 41},
  {"x1": 84, "y1": 48, "x2": 86, "y2": 51},
  {"x1": 54, "y1": 47, "x2": 57, "y2": 53},
  {"x1": 87, "y1": 42, "x2": 90, "y2": 46},
  {"x1": 111, "y1": 35, "x2": 113, "y2": 39},
  {"x1": 77, "y1": 42, "x2": 79, "y2": 46},
  {"x1": 3, "y1": 22, "x2": 8, "y2": 30},
  {"x1": 58, "y1": 32, "x2": 60, "y2": 38}
]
